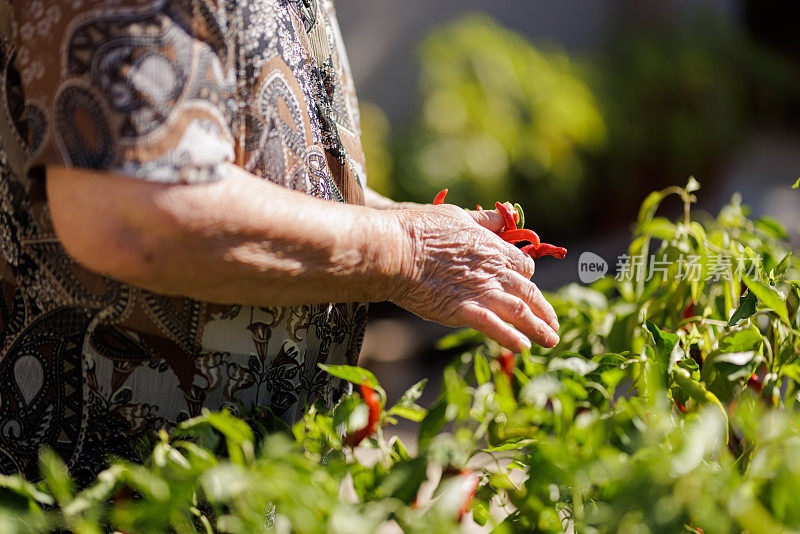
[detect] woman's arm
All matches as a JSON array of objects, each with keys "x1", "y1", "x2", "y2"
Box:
[
  {"x1": 47, "y1": 164, "x2": 559, "y2": 351},
  {"x1": 364, "y1": 186, "x2": 419, "y2": 210}
]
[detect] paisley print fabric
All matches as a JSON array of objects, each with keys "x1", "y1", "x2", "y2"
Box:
[{"x1": 0, "y1": 0, "x2": 368, "y2": 484}]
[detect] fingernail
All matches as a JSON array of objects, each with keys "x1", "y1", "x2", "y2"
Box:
[
  {"x1": 552, "y1": 319, "x2": 560, "y2": 331},
  {"x1": 547, "y1": 331, "x2": 560, "y2": 348},
  {"x1": 518, "y1": 336, "x2": 532, "y2": 352}
]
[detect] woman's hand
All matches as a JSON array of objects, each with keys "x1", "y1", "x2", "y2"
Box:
[{"x1": 389, "y1": 204, "x2": 560, "y2": 353}]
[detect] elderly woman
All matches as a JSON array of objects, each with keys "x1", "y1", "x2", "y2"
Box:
[{"x1": 0, "y1": 0, "x2": 558, "y2": 482}]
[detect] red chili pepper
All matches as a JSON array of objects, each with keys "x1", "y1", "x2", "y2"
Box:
[
  {"x1": 498, "y1": 229, "x2": 541, "y2": 248},
  {"x1": 433, "y1": 189, "x2": 449, "y2": 205},
  {"x1": 457, "y1": 470, "x2": 480, "y2": 522},
  {"x1": 113, "y1": 484, "x2": 134, "y2": 504},
  {"x1": 494, "y1": 202, "x2": 518, "y2": 232},
  {"x1": 521, "y1": 243, "x2": 567, "y2": 259},
  {"x1": 344, "y1": 384, "x2": 381, "y2": 447},
  {"x1": 497, "y1": 350, "x2": 516, "y2": 378},
  {"x1": 682, "y1": 300, "x2": 696, "y2": 320},
  {"x1": 747, "y1": 373, "x2": 763, "y2": 394},
  {"x1": 434, "y1": 189, "x2": 567, "y2": 261},
  {"x1": 676, "y1": 401, "x2": 687, "y2": 414}
]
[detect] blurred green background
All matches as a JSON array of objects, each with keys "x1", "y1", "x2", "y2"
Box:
[
  {"x1": 336, "y1": 0, "x2": 800, "y2": 399},
  {"x1": 341, "y1": 0, "x2": 800, "y2": 244}
]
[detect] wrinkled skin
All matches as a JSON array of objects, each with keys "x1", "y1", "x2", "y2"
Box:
[
  {"x1": 390, "y1": 203, "x2": 560, "y2": 352},
  {"x1": 48, "y1": 163, "x2": 558, "y2": 353}
]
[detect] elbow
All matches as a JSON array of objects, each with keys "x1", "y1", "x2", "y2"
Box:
[
  {"x1": 46, "y1": 168, "x2": 186, "y2": 289},
  {"x1": 56, "y1": 213, "x2": 172, "y2": 288}
]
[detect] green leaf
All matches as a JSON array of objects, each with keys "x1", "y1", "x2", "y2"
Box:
[
  {"x1": 713, "y1": 351, "x2": 757, "y2": 366},
  {"x1": 474, "y1": 353, "x2": 491, "y2": 384},
  {"x1": 472, "y1": 498, "x2": 491, "y2": 526},
  {"x1": 718, "y1": 325, "x2": 763, "y2": 354},
  {"x1": 64, "y1": 465, "x2": 124, "y2": 516},
  {"x1": 418, "y1": 401, "x2": 448, "y2": 451},
  {"x1": 790, "y1": 281, "x2": 800, "y2": 303},
  {"x1": 319, "y1": 364, "x2": 378, "y2": 389},
  {"x1": 608, "y1": 313, "x2": 637, "y2": 354},
  {"x1": 703, "y1": 347, "x2": 760, "y2": 402},
  {"x1": 436, "y1": 328, "x2": 485, "y2": 350},
  {"x1": 645, "y1": 320, "x2": 680, "y2": 369},
  {"x1": 638, "y1": 217, "x2": 678, "y2": 240},
  {"x1": 387, "y1": 405, "x2": 426, "y2": 422},
  {"x1": 373, "y1": 457, "x2": 428, "y2": 503},
  {"x1": 200, "y1": 464, "x2": 249, "y2": 501},
  {"x1": 513, "y1": 203, "x2": 525, "y2": 229},
  {"x1": 755, "y1": 216, "x2": 788, "y2": 241},
  {"x1": 689, "y1": 221, "x2": 707, "y2": 245},
  {"x1": 180, "y1": 410, "x2": 254, "y2": 446},
  {"x1": 548, "y1": 356, "x2": 599, "y2": 376},
  {"x1": 782, "y1": 362, "x2": 800, "y2": 384},
  {"x1": 482, "y1": 439, "x2": 536, "y2": 452},
  {"x1": 637, "y1": 191, "x2": 665, "y2": 225},
  {"x1": 395, "y1": 379, "x2": 427, "y2": 407},
  {"x1": 0, "y1": 475, "x2": 53, "y2": 506},
  {"x1": 39, "y1": 449, "x2": 75, "y2": 506},
  {"x1": 774, "y1": 252, "x2": 792, "y2": 278},
  {"x1": 744, "y1": 276, "x2": 790, "y2": 325},
  {"x1": 792, "y1": 177, "x2": 799, "y2": 189},
  {"x1": 711, "y1": 351, "x2": 759, "y2": 380},
  {"x1": 728, "y1": 289, "x2": 758, "y2": 326},
  {"x1": 390, "y1": 436, "x2": 411, "y2": 462}
]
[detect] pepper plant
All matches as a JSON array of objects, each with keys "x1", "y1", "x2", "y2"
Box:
[{"x1": 0, "y1": 179, "x2": 798, "y2": 533}]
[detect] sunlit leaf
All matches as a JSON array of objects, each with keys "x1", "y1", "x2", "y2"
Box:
[
  {"x1": 38, "y1": 449, "x2": 74, "y2": 506},
  {"x1": 744, "y1": 276, "x2": 790, "y2": 325},
  {"x1": 774, "y1": 252, "x2": 792, "y2": 278},
  {"x1": 180, "y1": 410, "x2": 254, "y2": 446},
  {"x1": 418, "y1": 401, "x2": 448, "y2": 451},
  {"x1": 436, "y1": 328, "x2": 485, "y2": 350},
  {"x1": 387, "y1": 405, "x2": 427, "y2": 422},
  {"x1": 728, "y1": 290, "x2": 758, "y2": 326},
  {"x1": 319, "y1": 364, "x2": 379, "y2": 389},
  {"x1": 755, "y1": 216, "x2": 788, "y2": 241},
  {"x1": 637, "y1": 191, "x2": 666, "y2": 225},
  {"x1": 548, "y1": 356, "x2": 599, "y2": 376},
  {"x1": 638, "y1": 217, "x2": 678, "y2": 240},
  {"x1": 474, "y1": 353, "x2": 491, "y2": 384},
  {"x1": 645, "y1": 320, "x2": 680, "y2": 369}
]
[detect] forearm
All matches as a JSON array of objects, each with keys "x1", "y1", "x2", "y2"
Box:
[
  {"x1": 47, "y1": 164, "x2": 409, "y2": 307},
  {"x1": 48, "y1": 164, "x2": 561, "y2": 351},
  {"x1": 364, "y1": 187, "x2": 397, "y2": 210},
  {"x1": 364, "y1": 186, "x2": 420, "y2": 210}
]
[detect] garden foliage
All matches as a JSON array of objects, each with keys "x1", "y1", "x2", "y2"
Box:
[{"x1": 378, "y1": 14, "x2": 799, "y2": 239}]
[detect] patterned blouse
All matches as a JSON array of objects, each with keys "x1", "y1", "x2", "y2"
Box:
[{"x1": 0, "y1": 0, "x2": 368, "y2": 483}]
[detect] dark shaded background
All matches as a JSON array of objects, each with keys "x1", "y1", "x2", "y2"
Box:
[{"x1": 334, "y1": 0, "x2": 800, "y2": 405}]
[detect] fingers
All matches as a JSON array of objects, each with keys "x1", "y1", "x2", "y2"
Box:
[
  {"x1": 459, "y1": 304, "x2": 532, "y2": 354},
  {"x1": 469, "y1": 209, "x2": 506, "y2": 233},
  {"x1": 503, "y1": 272, "x2": 559, "y2": 331},
  {"x1": 505, "y1": 244, "x2": 536, "y2": 279},
  {"x1": 467, "y1": 209, "x2": 535, "y2": 278},
  {"x1": 485, "y1": 291, "x2": 560, "y2": 349}
]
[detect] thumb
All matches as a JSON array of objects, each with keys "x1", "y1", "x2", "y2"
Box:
[{"x1": 468, "y1": 202, "x2": 514, "y2": 233}]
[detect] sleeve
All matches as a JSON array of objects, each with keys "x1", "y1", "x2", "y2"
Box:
[{"x1": 12, "y1": 0, "x2": 237, "y2": 184}]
